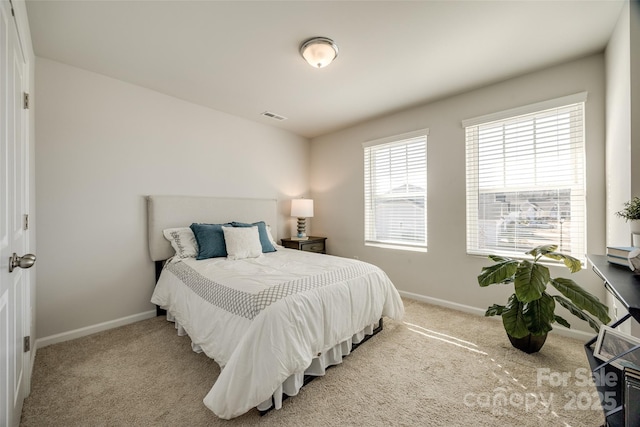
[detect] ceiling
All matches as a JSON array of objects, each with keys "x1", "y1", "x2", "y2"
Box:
[{"x1": 25, "y1": 0, "x2": 625, "y2": 139}]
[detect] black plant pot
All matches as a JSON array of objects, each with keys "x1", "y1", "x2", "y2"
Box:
[{"x1": 507, "y1": 333, "x2": 548, "y2": 354}]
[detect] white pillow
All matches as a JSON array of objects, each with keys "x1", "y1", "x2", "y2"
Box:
[
  {"x1": 222, "y1": 226, "x2": 263, "y2": 260},
  {"x1": 163, "y1": 227, "x2": 198, "y2": 259},
  {"x1": 266, "y1": 224, "x2": 278, "y2": 248}
]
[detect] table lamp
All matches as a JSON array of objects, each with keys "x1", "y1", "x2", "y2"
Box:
[{"x1": 291, "y1": 199, "x2": 314, "y2": 240}]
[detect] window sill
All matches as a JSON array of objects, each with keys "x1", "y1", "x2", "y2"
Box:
[
  {"x1": 467, "y1": 250, "x2": 586, "y2": 268},
  {"x1": 365, "y1": 242, "x2": 427, "y2": 253}
]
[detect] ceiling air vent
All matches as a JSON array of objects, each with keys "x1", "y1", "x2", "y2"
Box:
[{"x1": 261, "y1": 111, "x2": 287, "y2": 121}]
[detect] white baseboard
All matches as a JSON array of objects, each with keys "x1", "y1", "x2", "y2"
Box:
[
  {"x1": 549, "y1": 324, "x2": 594, "y2": 341},
  {"x1": 398, "y1": 290, "x2": 594, "y2": 341},
  {"x1": 399, "y1": 290, "x2": 487, "y2": 316},
  {"x1": 35, "y1": 310, "x2": 157, "y2": 349}
]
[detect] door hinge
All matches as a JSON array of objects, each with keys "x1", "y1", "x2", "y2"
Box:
[
  {"x1": 23, "y1": 336, "x2": 30, "y2": 352},
  {"x1": 24, "y1": 214, "x2": 29, "y2": 230},
  {"x1": 23, "y1": 92, "x2": 29, "y2": 110}
]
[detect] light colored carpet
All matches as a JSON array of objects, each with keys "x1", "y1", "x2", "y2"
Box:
[{"x1": 21, "y1": 299, "x2": 605, "y2": 426}]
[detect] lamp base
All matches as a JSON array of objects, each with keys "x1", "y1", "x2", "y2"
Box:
[
  {"x1": 296, "y1": 217, "x2": 308, "y2": 240},
  {"x1": 290, "y1": 236, "x2": 310, "y2": 241}
]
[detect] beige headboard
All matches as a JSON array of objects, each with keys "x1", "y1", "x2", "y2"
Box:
[{"x1": 147, "y1": 195, "x2": 278, "y2": 261}]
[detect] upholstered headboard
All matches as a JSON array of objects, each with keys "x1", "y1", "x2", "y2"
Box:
[{"x1": 147, "y1": 195, "x2": 278, "y2": 261}]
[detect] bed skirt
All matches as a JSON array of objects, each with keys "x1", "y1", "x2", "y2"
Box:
[{"x1": 165, "y1": 312, "x2": 379, "y2": 413}]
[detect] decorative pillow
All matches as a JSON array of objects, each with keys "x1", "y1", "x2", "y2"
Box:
[
  {"x1": 231, "y1": 221, "x2": 276, "y2": 253},
  {"x1": 163, "y1": 227, "x2": 198, "y2": 259},
  {"x1": 266, "y1": 224, "x2": 278, "y2": 248},
  {"x1": 222, "y1": 226, "x2": 263, "y2": 260},
  {"x1": 190, "y1": 223, "x2": 232, "y2": 260}
]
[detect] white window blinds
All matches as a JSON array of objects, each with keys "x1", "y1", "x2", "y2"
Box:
[
  {"x1": 363, "y1": 130, "x2": 428, "y2": 251},
  {"x1": 464, "y1": 94, "x2": 586, "y2": 260}
]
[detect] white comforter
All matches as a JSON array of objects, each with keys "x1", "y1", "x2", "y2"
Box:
[{"x1": 151, "y1": 248, "x2": 404, "y2": 419}]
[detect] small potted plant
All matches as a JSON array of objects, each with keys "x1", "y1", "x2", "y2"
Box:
[
  {"x1": 615, "y1": 196, "x2": 640, "y2": 246},
  {"x1": 478, "y1": 244, "x2": 610, "y2": 353}
]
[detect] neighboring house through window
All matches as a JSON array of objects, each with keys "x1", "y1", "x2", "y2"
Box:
[
  {"x1": 363, "y1": 129, "x2": 428, "y2": 251},
  {"x1": 464, "y1": 93, "x2": 587, "y2": 261}
]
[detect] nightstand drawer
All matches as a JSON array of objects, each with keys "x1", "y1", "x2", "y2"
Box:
[
  {"x1": 300, "y1": 241, "x2": 325, "y2": 253},
  {"x1": 280, "y1": 236, "x2": 327, "y2": 254}
]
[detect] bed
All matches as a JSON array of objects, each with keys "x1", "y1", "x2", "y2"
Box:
[{"x1": 147, "y1": 195, "x2": 405, "y2": 419}]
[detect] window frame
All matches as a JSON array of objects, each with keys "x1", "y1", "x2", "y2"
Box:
[
  {"x1": 363, "y1": 128, "x2": 429, "y2": 252},
  {"x1": 463, "y1": 93, "x2": 587, "y2": 261}
]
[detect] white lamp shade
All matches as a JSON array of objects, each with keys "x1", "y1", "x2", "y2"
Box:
[
  {"x1": 300, "y1": 37, "x2": 338, "y2": 68},
  {"x1": 291, "y1": 199, "x2": 314, "y2": 218}
]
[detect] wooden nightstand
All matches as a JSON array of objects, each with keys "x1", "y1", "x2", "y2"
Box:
[{"x1": 280, "y1": 236, "x2": 327, "y2": 254}]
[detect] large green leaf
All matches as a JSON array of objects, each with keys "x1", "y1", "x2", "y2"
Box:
[
  {"x1": 478, "y1": 259, "x2": 518, "y2": 287},
  {"x1": 553, "y1": 295, "x2": 602, "y2": 333},
  {"x1": 485, "y1": 304, "x2": 505, "y2": 317},
  {"x1": 543, "y1": 253, "x2": 582, "y2": 273},
  {"x1": 488, "y1": 255, "x2": 513, "y2": 263},
  {"x1": 522, "y1": 293, "x2": 556, "y2": 335},
  {"x1": 526, "y1": 244, "x2": 558, "y2": 258},
  {"x1": 514, "y1": 260, "x2": 549, "y2": 303},
  {"x1": 550, "y1": 278, "x2": 611, "y2": 324},
  {"x1": 554, "y1": 314, "x2": 571, "y2": 328},
  {"x1": 502, "y1": 294, "x2": 530, "y2": 338}
]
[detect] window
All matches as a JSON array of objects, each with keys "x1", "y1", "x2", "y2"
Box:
[
  {"x1": 464, "y1": 93, "x2": 586, "y2": 260},
  {"x1": 363, "y1": 129, "x2": 428, "y2": 251}
]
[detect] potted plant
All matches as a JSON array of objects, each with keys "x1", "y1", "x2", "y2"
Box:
[
  {"x1": 615, "y1": 196, "x2": 640, "y2": 246},
  {"x1": 478, "y1": 244, "x2": 610, "y2": 353}
]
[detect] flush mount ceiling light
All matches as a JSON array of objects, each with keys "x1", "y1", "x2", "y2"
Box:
[{"x1": 299, "y1": 37, "x2": 339, "y2": 69}]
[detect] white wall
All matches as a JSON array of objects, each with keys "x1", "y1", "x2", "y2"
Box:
[
  {"x1": 35, "y1": 58, "x2": 309, "y2": 340},
  {"x1": 604, "y1": 0, "x2": 640, "y2": 336},
  {"x1": 310, "y1": 54, "x2": 606, "y2": 335},
  {"x1": 605, "y1": 0, "x2": 634, "y2": 246},
  {"x1": 632, "y1": 0, "x2": 640, "y2": 201}
]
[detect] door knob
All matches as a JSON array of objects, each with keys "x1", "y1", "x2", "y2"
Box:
[{"x1": 9, "y1": 253, "x2": 36, "y2": 273}]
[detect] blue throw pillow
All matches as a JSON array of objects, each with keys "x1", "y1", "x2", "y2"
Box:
[
  {"x1": 190, "y1": 223, "x2": 232, "y2": 259},
  {"x1": 230, "y1": 221, "x2": 276, "y2": 253}
]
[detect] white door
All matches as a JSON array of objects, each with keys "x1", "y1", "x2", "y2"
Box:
[{"x1": 1, "y1": 0, "x2": 32, "y2": 426}]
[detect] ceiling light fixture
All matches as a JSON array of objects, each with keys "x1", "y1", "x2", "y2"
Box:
[{"x1": 299, "y1": 37, "x2": 339, "y2": 69}]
